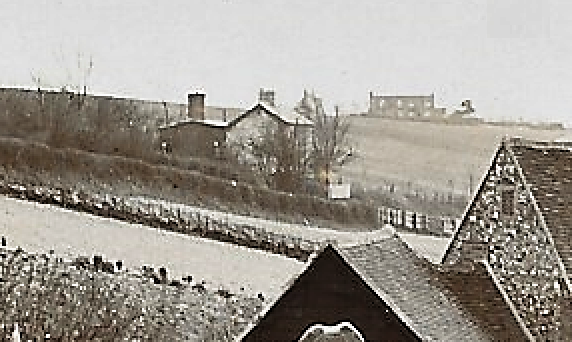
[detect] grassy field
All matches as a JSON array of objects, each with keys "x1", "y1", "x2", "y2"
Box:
[{"x1": 343, "y1": 117, "x2": 569, "y2": 196}]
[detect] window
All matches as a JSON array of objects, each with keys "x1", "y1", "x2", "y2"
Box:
[
  {"x1": 298, "y1": 322, "x2": 365, "y2": 342},
  {"x1": 501, "y1": 187, "x2": 516, "y2": 217},
  {"x1": 397, "y1": 99, "x2": 403, "y2": 108}
]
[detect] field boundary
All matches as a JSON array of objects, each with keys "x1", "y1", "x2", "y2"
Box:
[
  {"x1": 378, "y1": 206, "x2": 458, "y2": 237},
  {"x1": 0, "y1": 178, "x2": 321, "y2": 262}
]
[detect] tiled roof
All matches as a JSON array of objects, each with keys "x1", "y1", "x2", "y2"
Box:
[
  {"x1": 338, "y1": 237, "x2": 523, "y2": 341},
  {"x1": 434, "y1": 263, "x2": 530, "y2": 341},
  {"x1": 509, "y1": 140, "x2": 572, "y2": 276},
  {"x1": 340, "y1": 237, "x2": 504, "y2": 341}
]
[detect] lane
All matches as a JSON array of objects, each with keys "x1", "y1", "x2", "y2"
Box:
[
  {"x1": 0, "y1": 195, "x2": 304, "y2": 298},
  {"x1": 128, "y1": 196, "x2": 392, "y2": 245}
]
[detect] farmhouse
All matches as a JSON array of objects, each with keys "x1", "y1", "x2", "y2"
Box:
[
  {"x1": 442, "y1": 137, "x2": 572, "y2": 340},
  {"x1": 239, "y1": 235, "x2": 528, "y2": 341},
  {"x1": 158, "y1": 92, "x2": 313, "y2": 160},
  {"x1": 367, "y1": 92, "x2": 446, "y2": 119}
]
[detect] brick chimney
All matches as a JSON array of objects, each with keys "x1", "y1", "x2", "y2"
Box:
[
  {"x1": 188, "y1": 93, "x2": 205, "y2": 120},
  {"x1": 259, "y1": 88, "x2": 275, "y2": 107}
]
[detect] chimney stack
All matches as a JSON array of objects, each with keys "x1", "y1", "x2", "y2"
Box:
[
  {"x1": 259, "y1": 88, "x2": 276, "y2": 107},
  {"x1": 188, "y1": 92, "x2": 205, "y2": 120}
]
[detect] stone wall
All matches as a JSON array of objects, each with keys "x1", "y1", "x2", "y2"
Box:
[
  {"x1": 444, "y1": 146, "x2": 570, "y2": 338},
  {"x1": 226, "y1": 108, "x2": 312, "y2": 165}
]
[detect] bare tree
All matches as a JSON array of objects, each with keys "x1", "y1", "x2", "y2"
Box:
[
  {"x1": 249, "y1": 121, "x2": 308, "y2": 192},
  {"x1": 249, "y1": 100, "x2": 355, "y2": 194},
  {"x1": 309, "y1": 105, "x2": 355, "y2": 186}
]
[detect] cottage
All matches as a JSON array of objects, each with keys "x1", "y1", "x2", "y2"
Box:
[
  {"x1": 158, "y1": 92, "x2": 312, "y2": 160},
  {"x1": 225, "y1": 101, "x2": 313, "y2": 152},
  {"x1": 442, "y1": 137, "x2": 572, "y2": 339},
  {"x1": 239, "y1": 236, "x2": 527, "y2": 341}
]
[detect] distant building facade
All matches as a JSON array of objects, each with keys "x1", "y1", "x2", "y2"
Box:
[{"x1": 367, "y1": 92, "x2": 446, "y2": 119}]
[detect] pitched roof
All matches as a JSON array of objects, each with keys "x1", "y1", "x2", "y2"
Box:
[
  {"x1": 508, "y1": 138, "x2": 572, "y2": 277},
  {"x1": 238, "y1": 234, "x2": 527, "y2": 341},
  {"x1": 228, "y1": 102, "x2": 314, "y2": 127},
  {"x1": 337, "y1": 237, "x2": 526, "y2": 341},
  {"x1": 434, "y1": 262, "x2": 531, "y2": 341},
  {"x1": 158, "y1": 102, "x2": 313, "y2": 130}
]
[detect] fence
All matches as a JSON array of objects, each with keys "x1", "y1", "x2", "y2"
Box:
[{"x1": 378, "y1": 206, "x2": 459, "y2": 237}]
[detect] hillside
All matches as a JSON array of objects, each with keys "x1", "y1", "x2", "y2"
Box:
[{"x1": 342, "y1": 117, "x2": 569, "y2": 197}]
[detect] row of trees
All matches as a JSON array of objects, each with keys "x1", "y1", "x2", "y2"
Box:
[{"x1": 0, "y1": 85, "x2": 155, "y2": 160}]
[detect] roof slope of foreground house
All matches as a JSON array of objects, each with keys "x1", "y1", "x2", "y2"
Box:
[
  {"x1": 159, "y1": 102, "x2": 313, "y2": 130},
  {"x1": 511, "y1": 140, "x2": 572, "y2": 276},
  {"x1": 238, "y1": 236, "x2": 528, "y2": 341}
]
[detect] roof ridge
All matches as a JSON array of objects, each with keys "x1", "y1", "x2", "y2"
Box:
[{"x1": 504, "y1": 136, "x2": 572, "y2": 149}]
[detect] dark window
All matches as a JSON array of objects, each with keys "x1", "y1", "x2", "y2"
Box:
[{"x1": 501, "y1": 187, "x2": 515, "y2": 217}]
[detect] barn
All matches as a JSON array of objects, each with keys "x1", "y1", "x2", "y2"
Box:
[
  {"x1": 442, "y1": 137, "x2": 572, "y2": 340},
  {"x1": 239, "y1": 235, "x2": 527, "y2": 341}
]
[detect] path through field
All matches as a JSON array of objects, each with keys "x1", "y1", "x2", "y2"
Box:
[
  {"x1": 128, "y1": 196, "x2": 392, "y2": 244},
  {"x1": 0, "y1": 196, "x2": 304, "y2": 298}
]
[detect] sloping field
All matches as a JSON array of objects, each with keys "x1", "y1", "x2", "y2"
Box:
[
  {"x1": 343, "y1": 117, "x2": 569, "y2": 194},
  {"x1": 0, "y1": 196, "x2": 304, "y2": 299}
]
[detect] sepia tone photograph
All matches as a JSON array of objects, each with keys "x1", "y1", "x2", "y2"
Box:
[{"x1": 0, "y1": 0, "x2": 571, "y2": 340}]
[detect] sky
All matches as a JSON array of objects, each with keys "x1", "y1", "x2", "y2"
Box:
[{"x1": 1, "y1": 0, "x2": 571, "y2": 127}]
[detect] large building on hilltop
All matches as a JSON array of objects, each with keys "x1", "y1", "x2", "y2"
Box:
[{"x1": 367, "y1": 92, "x2": 447, "y2": 119}]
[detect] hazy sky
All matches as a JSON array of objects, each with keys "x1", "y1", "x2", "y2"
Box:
[{"x1": 1, "y1": 0, "x2": 570, "y2": 126}]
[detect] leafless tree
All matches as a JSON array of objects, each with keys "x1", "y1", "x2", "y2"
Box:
[
  {"x1": 250, "y1": 102, "x2": 355, "y2": 194},
  {"x1": 309, "y1": 105, "x2": 355, "y2": 186},
  {"x1": 249, "y1": 121, "x2": 308, "y2": 192}
]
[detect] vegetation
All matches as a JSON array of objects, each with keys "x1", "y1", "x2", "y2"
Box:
[
  {"x1": 0, "y1": 246, "x2": 263, "y2": 341},
  {"x1": 250, "y1": 104, "x2": 355, "y2": 194},
  {"x1": 0, "y1": 136, "x2": 379, "y2": 230}
]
